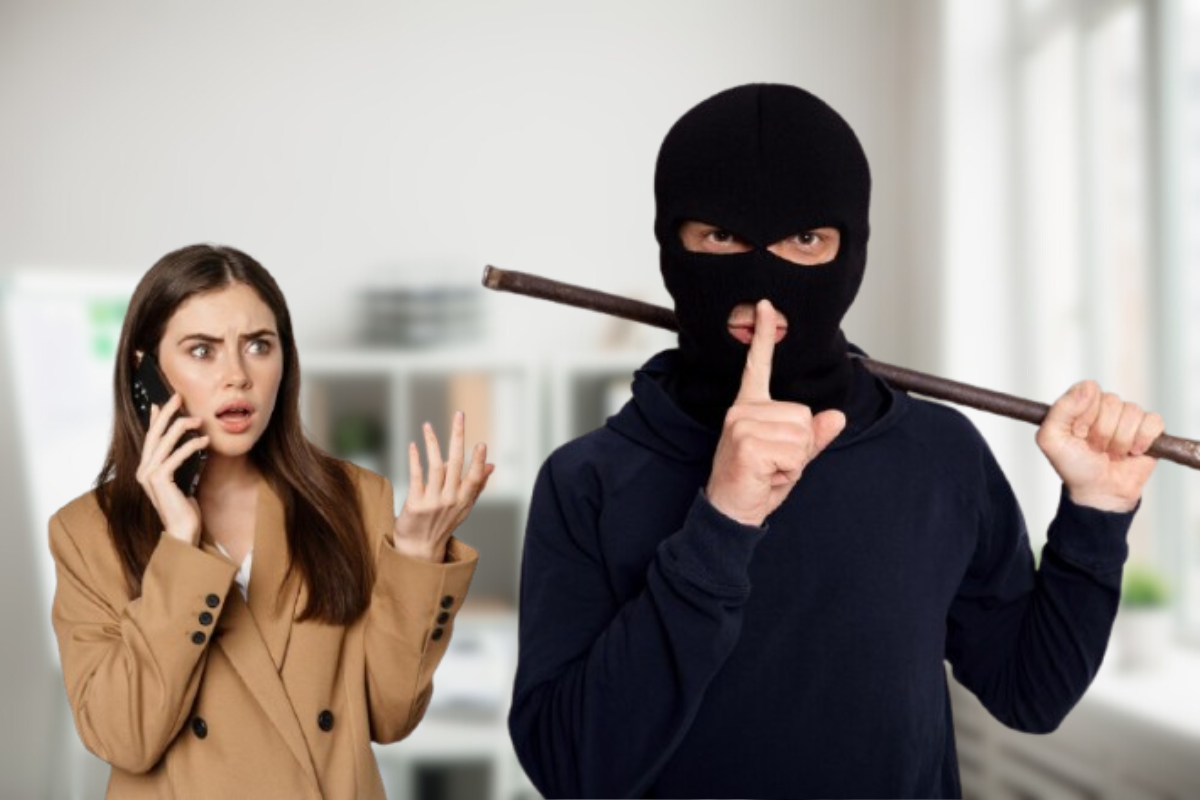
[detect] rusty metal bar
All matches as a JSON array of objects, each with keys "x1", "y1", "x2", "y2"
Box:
[{"x1": 482, "y1": 265, "x2": 1200, "y2": 470}]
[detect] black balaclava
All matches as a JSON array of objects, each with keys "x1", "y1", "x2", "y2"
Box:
[{"x1": 655, "y1": 83, "x2": 872, "y2": 427}]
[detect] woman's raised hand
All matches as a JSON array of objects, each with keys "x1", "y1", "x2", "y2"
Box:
[
  {"x1": 136, "y1": 393, "x2": 208, "y2": 546},
  {"x1": 393, "y1": 411, "x2": 494, "y2": 563}
]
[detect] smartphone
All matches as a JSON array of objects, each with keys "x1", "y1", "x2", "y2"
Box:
[{"x1": 132, "y1": 353, "x2": 207, "y2": 496}]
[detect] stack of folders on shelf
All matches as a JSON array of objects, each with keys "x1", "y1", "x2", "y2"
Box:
[{"x1": 359, "y1": 285, "x2": 482, "y2": 348}]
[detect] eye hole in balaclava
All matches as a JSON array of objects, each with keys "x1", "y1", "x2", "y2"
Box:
[
  {"x1": 677, "y1": 220, "x2": 843, "y2": 267},
  {"x1": 654, "y1": 83, "x2": 872, "y2": 427}
]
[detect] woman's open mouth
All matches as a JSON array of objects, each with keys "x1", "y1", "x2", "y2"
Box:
[{"x1": 215, "y1": 401, "x2": 256, "y2": 434}]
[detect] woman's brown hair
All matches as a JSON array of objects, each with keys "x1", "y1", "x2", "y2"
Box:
[{"x1": 95, "y1": 244, "x2": 374, "y2": 624}]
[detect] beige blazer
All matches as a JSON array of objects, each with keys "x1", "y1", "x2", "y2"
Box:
[{"x1": 49, "y1": 465, "x2": 477, "y2": 799}]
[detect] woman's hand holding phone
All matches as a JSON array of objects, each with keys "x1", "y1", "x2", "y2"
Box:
[{"x1": 137, "y1": 393, "x2": 210, "y2": 546}]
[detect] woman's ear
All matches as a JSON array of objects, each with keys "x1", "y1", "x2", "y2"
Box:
[{"x1": 134, "y1": 350, "x2": 144, "y2": 368}]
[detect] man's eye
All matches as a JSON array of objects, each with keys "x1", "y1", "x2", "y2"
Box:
[
  {"x1": 797, "y1": 232, "x2": 820, "y2": 247},
  {"x1": 710, "y1": 231, "x2": 735, "y2": 244}
]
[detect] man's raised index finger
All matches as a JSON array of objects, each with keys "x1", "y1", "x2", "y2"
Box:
[{"x1": 736, "y1": 299, "x2": 777, "y2": 402}]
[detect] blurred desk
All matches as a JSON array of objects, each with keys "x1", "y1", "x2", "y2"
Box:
[
  {"x1": 372, "y1": 610, "x2": 540, "y2": 800},
  {"x1": 375, "y1": 715, "x2": 533, "y2": 800},
  {"x1": 952, "y1": 646, "x2": 1200, "y2": 799},
  {"x1": 1086, "y1": 645, "x2": 1200, "y2": 745}
]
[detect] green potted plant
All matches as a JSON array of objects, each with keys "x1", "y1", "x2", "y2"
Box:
[
  {"x1": 1115, "y1": 564, "x2": 1172, "y2": 671},
  {"x1": 331, "y1": 414, "x2": 385, "y2": 474},
  {"x1": 1122, "y1": 565, "x2": 1171, "y2": 608}
]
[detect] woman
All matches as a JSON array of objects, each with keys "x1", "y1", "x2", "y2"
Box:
[{"x1": 49, "y1": 244, "x2": 492, "y2": 799}]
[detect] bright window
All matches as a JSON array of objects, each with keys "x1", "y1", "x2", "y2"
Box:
[
  {"x1": 1012, "y1": 0, "x2": 1200, "y2": 638},
  {"x1": 1177, "y1": 0, "x2": 1200, "y2": 635}
]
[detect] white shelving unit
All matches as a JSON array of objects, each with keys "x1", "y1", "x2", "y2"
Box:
[
  {"x1": 545, "y1": 351, "x2": 650, "y2": 448},
  {"x1": 301, "y1": 347, "x2": 541, "y2": 610},
  {"x1": 301, "y1": 347, "x2": 539, "y2": 800},
  {"x1": 300, "y1": 345, "x2": 658, "y2": 800}
]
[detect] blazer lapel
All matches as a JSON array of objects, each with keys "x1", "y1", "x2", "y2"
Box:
[
  {"x1": 211, "y1": 476, "x2": 317, "y2": 794},
  {"x1": 247, "y1": 476, "x2": 301, "y2": 670},
  {"x1": 216, "y1": 594, "x2": 320, "y2": 793}
]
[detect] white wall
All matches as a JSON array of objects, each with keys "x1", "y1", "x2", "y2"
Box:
[
  {"x1": 0, "y1": 1, "x2": 935, "y2": 795},
  {"x1": 0, "y1": 0, "x2": 920, "y2": 353}
]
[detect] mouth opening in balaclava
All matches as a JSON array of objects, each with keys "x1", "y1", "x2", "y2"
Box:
[{"x1": 654, "y1": 83, "x2": 872, "y2": 428}]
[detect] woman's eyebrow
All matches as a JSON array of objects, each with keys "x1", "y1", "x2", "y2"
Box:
[{"x1": 176, "y1": 329, "x2": 279, "y2": 345}]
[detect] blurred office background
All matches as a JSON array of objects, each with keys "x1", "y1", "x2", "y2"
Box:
[{"x1": 2, "y1": 0, "x2": 1199, "y2": 797}]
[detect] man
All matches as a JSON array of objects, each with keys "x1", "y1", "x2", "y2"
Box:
[{"x1": 508, "y1": 83, "x2": 1163, "y2": 799}]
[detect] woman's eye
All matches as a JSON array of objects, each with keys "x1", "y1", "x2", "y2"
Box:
[
  {"x1": 189, "y1": 344, "x2": 211, "y2": 359},
  {"x1": 248, "y1": 338, "x2": 272, "y2": 355}
]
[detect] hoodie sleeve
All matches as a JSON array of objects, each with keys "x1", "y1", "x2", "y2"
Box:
[
  {"x1": 508, "y1": 456, "x2": 767, "y2": 799},
  {"x1": 945, "y1": 440, "x2": 1132, "y2": 734}
]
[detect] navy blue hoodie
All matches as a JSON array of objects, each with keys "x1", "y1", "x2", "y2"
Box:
[{"x1": 509, "y1": 350, "x2": 1132, "y2": 799}]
